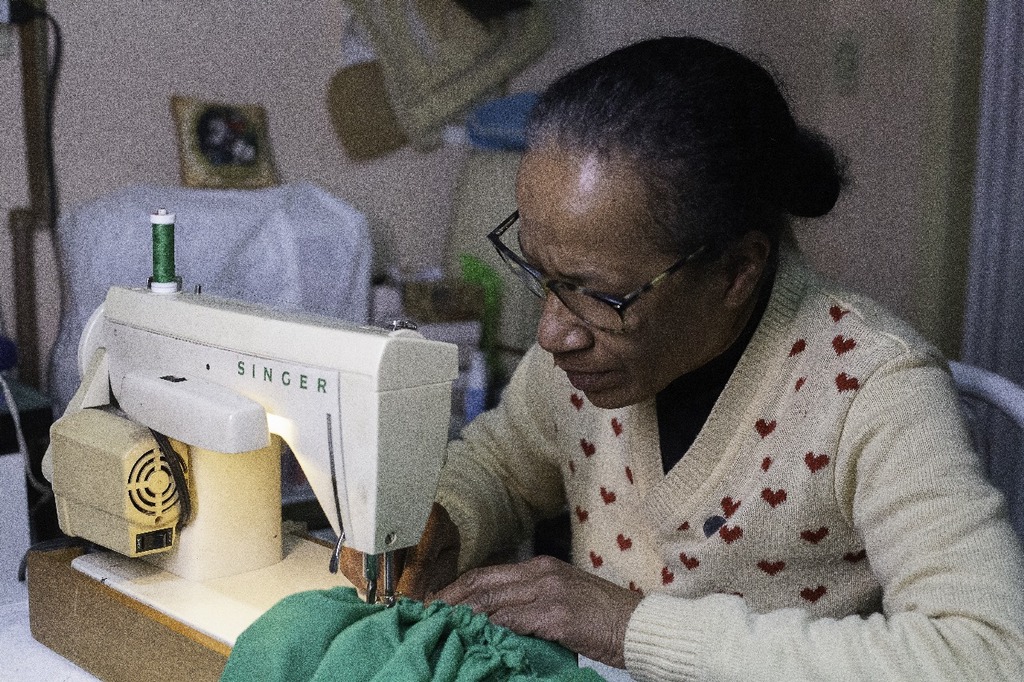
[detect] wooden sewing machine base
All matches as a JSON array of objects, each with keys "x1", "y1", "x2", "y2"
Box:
[{"x1": 26, "y1": 533, "x2": 351, "y2": 682}]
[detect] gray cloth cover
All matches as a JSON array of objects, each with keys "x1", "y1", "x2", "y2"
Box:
[{"x1": 48, "y1": 181, "x2": 372, "y2": 415}]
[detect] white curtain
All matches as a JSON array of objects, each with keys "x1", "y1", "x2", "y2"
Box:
[{"x1": 961, "y1": 0, "x2": 1024, "y2": 537}]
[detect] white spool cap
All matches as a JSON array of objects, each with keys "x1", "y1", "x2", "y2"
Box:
[
  {"x1": 150, "y1": 208, "x2": 176, "y2": 225},
  {"x1": 149, "y1": 281, "x2": 180, "y2": 294}
]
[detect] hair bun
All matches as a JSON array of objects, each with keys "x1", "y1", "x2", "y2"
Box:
[{"x1": 779, "y1": 127, "x2": 846, "y2": 218}]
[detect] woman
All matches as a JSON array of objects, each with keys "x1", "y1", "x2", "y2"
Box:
[{"x1": 351, "y1": 36, "x2": 1024, "y2": 680}]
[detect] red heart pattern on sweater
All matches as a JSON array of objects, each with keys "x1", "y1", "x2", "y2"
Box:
[
  {"x1": 843, "y1": 549, "x2": 867, "y2": 563},
  {"x1": 757, "y1": 560, "x2": 786, "y2": 576},
  {"x1": 804, "y1": 452, "x2": 830, "y2": 472},
  {"x1": 832, "y1": 334, "x2": 856, "y2": 356},
  {"x1": 835, "y1": 373, "x2": 860, "y2": 392},
  {"x1": 558, "y1": 303, "x2": 857, "y2": 606},
  {"x1": 721, "y1": 497, "x2": 741, "y2": 518},
  {"x1": 562, "y1": 394, "x2": 871, "y2": 587},
  {"x1": 719, "y1": 525, "x2": 743, "y2": 543},
  {"x1": 801, "y1": 585, "x2": 827, "y2": 603},
  {"x1": 800, "y1": 527, "x2": 830, "y2": 544},
  {"x1": 629, "y1": 581, "x2": 643, "y2": 594},
  {"x1": 755, "y1": 419, "x2": 776, "y2": 438},
  {"x1": 679, "y1": 552, "x2": 700, "y2": 570},
  {"x1": 761, "y1": 488, "x2": 787, "y2": 507}
]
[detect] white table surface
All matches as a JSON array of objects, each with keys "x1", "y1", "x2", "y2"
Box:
[
  {"x1": 0, "y1": 564, "x2": 634, "y2": 682},
  {"x1": 0, "y1": 584, "x2": 98, "y2": 681}
]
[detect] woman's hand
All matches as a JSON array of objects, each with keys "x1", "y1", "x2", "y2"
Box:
[
  {"x1": 430, "y1": 555, "x2": 643, "y2": 669},
  {"x1": 339, "y1": 502, "x2": 461, "y2": 601}
]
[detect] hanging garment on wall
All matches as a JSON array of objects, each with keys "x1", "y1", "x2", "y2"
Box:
[
  {"x1": 340, "y1": 0, "x2": 552, "y2": 152},
  {"x1": 221, "y1": 587, "x2": 602, "y2": 682},
  {"x1": 453, "y1": 0, "x2": 534, "y2": 23},
  {"x1": 328, "y1": 7, "x2": 409, "y2": 160},
  {"x1": 328, "y1": 61, "x2": 410, "y2": 161}
]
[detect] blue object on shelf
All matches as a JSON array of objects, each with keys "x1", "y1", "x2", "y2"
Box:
[
  {"x1": 463, "y1": 350, "x2": 488, "y2": 424},
  {"x1": 0, "y1": 335, "x2": 16, "y2": 373},
  {"x1": 466, "y1": 92, "x2": 539, "y2": 152}
]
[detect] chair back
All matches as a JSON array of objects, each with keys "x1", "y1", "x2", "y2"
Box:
[{"x1": 949, "y1": 360, "x2": 1024, "y2": 540}]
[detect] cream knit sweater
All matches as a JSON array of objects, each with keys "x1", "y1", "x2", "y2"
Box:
[{"x1": 436, "y1": 248, "x2": 1024, "y2": 680}]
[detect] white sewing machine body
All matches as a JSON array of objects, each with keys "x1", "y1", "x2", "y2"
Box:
[{"x1": 41, "y1": 284, "x2": 457, "y2": 646}]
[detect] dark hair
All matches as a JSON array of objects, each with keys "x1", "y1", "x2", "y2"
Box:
[{"x1": 526, "y1": 36, "x2": 846, "y2": 256}]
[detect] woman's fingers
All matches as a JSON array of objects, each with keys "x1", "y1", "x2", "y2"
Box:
[{"x1": 432, "y1": 555, "x2": 642, "y2": 668}]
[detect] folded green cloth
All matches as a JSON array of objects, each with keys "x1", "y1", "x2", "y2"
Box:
[{"x1": 221, "y1": 587, "x2": 604, "y2": 682}]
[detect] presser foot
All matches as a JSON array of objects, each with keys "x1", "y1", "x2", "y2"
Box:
[{"x1": 363, "y1": 551, "x2": 398, "y2": 606}]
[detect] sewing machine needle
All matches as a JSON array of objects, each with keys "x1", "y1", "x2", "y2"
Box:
[
  {"x1": 383, "y1": 551, "x2": 396, "y2": 607},
  {"x1": 364, "y1": 553, "x2": 378, "y2": 604}
]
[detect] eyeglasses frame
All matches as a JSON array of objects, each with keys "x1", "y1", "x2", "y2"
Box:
[{"x1": 487, "y1": 210, "x2": 706, "y2": 332}]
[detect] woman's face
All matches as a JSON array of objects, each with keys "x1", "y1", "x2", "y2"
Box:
[{"x1": 516, "y1": 146, "x2": 758, "y2": 409}]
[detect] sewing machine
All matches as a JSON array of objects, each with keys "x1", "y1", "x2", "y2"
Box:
[{"x1": 34, "y1": 274, "x2": 457, "y2": 670}]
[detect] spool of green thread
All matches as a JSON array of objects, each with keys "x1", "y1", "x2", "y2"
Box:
[{"x1": 150, "y1": 208, "x2": 179, "y2": 293}]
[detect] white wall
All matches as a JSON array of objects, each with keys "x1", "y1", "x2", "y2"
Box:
[
  {"x1": 753, "y1": 1, "x2": 939, "y2": 330},
  {"x1": 0, "y1": 0, "x2": 976, "y2": 390}
]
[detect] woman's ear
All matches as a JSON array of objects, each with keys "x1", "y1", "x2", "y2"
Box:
[{"x1": 721, "y1": 231, "x2": 773, "y2": 310}]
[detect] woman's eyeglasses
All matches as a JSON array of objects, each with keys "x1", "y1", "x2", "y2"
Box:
[{"x1": 487, "y1": 211, "x2": 705, "y2": 333}]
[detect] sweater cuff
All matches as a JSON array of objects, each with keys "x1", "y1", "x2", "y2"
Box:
[
  {"x1": 625, "y1": 593, "x2": 737, "y2": 681},
  {"x1": 434, "y1": 486, "x2": 489, "y2": 575}
]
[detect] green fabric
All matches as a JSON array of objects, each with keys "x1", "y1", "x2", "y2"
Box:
[{"x1": 221, "y1": 587, "x2": 604, "y2": 682}]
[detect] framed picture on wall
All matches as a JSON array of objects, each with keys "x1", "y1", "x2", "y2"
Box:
[{"x1": 171, "y1": 96, "x2": 279, "y2": 189}]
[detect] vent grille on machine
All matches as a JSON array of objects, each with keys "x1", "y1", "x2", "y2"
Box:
[{"x1": 128, "y1": 448, "x2": 180, "y2": 516}]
